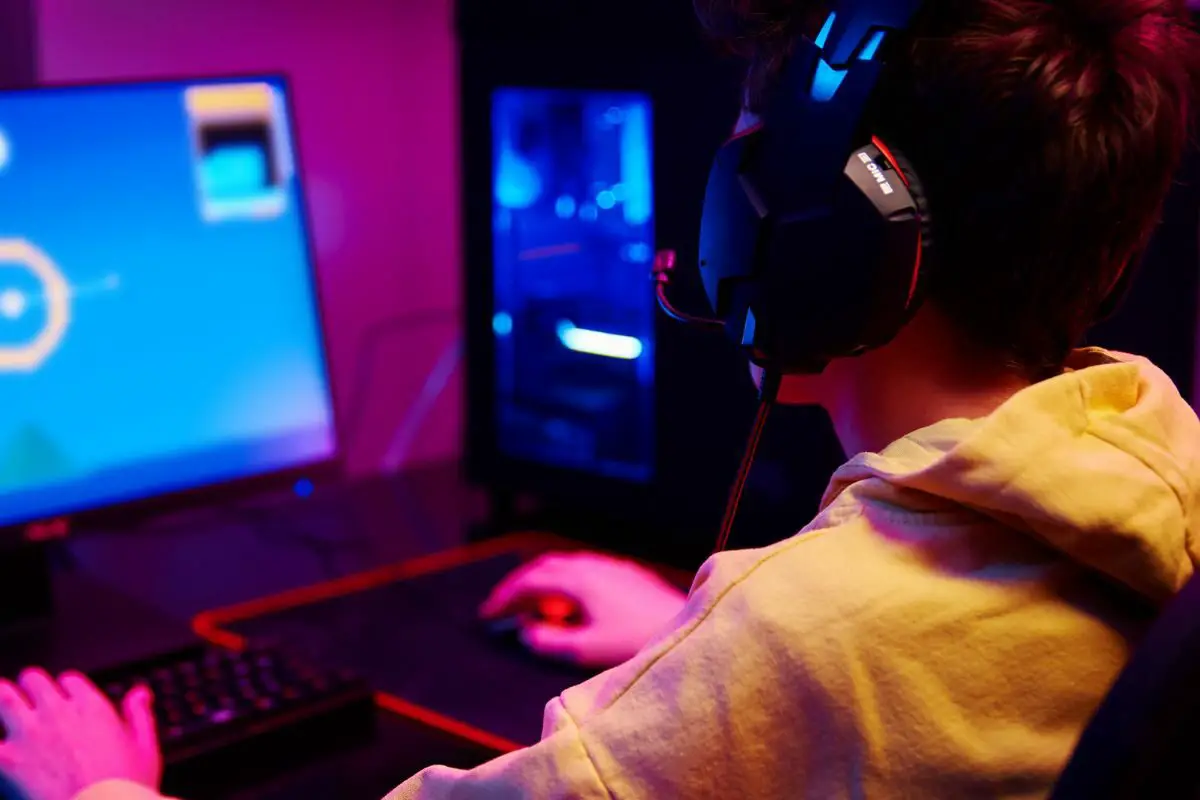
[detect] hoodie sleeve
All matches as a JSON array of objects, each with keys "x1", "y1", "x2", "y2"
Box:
[
  {"x1": 385, "y1": 701, "x2": 611, "y2": 799},
  {"x1": 385, "y1": 544, "x2": 831, "y2": 800}
]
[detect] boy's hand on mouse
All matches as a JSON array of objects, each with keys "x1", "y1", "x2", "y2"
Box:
[
  {"x1": 480, "y1": 552, "x2": 688, "y2": 669},
  {"x1": 0, "y1": 669, "x2": 162, "y2": 800}
]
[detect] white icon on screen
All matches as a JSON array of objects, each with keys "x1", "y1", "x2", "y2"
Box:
[{"x1": 0, "y1": 288, "x2": 27, "y2": 320}]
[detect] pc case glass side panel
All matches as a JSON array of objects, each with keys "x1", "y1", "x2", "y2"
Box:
[{"x1": 491, "y1": 88, "x2": 655, "y2": 483}]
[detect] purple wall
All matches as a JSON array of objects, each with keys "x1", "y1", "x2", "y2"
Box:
[
  {"x1": 36, "y1": 0, "x2": 463, "y2": 475},
  {"x1": 0, "y1": 0, "x2": 37, "y2": 88}
]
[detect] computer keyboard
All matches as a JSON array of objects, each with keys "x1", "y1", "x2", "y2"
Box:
[{"x1": 91, "y1": 644, "x2": 376, "y2": 772}]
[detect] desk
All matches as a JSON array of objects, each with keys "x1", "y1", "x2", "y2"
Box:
[{"x1": 5, "y1": 464, "x2": 502, "y2": 799}]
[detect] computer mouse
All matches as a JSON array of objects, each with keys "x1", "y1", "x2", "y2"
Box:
[{"x1": 483, "y1": 593, "x2": 583, "y2": 636}]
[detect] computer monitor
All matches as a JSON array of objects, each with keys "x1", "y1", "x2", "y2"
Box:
[{"x1": 0, "y1": 76, "x2": 338, "y2": 546}]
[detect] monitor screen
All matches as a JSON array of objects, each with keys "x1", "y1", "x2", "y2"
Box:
[
  {"x1": 491, "y1": 87, "x2": 655, "y2": 483},
  {"x1": 0, "y1": 77, "x2": 336, "y2": 528}
]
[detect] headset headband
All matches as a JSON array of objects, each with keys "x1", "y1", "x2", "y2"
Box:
[
  {"x1": 816, "y1": 0, "x2": 927, "y2": 68},
  {"x1": 752, "y1": 0, "x2": 928, "y2": 231},
  {"x1": 689, "y1": 0, "x2": 933, "y2": 374}
]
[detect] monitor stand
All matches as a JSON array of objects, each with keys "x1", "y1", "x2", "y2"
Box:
[
  {"x1": 0, "y1": 542, "x2": 54, "y2": 628},
  {"x1": 0, "y1": 540, "x2": 196, "y2": 677}
]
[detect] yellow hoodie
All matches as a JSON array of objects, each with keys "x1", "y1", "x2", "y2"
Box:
[{"x1": 76, "y1": 349, "x2": 1200, "y2": 800}]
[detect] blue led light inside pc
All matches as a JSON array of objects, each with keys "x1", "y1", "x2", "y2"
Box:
[{"x1": 491, "y1": 88, "x2": 655, "y2": 483}]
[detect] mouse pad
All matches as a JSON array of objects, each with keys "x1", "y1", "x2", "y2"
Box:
[{"x1": 194, "y1": 533, "x2": 691, "y2": 751}]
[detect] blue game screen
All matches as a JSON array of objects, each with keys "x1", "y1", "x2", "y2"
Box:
[
  {"x1": 492, "y1": 88, "x2": 655, "y2": 483},
  {"x1": 0, "y1": 78, "x2": 336, "y2": 527}
]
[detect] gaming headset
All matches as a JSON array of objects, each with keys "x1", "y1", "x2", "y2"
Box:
[
  {"x1": 652, "y1": 0, "x2": 934, "y2": 377},
  {"x1": 652, "y1": 0, "x2": 1137, "y2": 550},
  {"x1": 655, "y1": 0, "x2": 1137, "y2": 379}
]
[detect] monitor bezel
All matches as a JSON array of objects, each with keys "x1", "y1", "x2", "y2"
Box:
[{"x1": 0, "y1": 72, "x2": 343, "y2": 549}]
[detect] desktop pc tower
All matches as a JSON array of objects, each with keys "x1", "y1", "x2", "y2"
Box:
[{"x1": 459, "y1": 0, "x2": 846, "y2": 568}]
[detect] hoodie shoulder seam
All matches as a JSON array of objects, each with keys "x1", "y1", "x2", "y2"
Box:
[
  {"x1": 595, "y1": 509, "x2": 864, "y2": 712},
  {"x1": 556, "y1": 699, "x2": 616, "y2": 799}
]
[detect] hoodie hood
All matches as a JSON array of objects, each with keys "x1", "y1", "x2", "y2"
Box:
[{"x1": 825, "y1": 348, "x2": 1200, "y2": 606}]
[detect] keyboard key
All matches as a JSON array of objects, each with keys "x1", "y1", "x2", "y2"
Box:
[{"x1": 85, "y1": 645, "x2": 375, "y2": 771}]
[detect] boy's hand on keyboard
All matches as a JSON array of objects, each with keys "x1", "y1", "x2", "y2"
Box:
[{"x1": 0, "y1": 668, "x2": 162, "y2": 800}]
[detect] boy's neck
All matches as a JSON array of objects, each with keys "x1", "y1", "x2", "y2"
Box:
[{"x1": 813, "y1": 306, "x2": 1032, "y2": 456}]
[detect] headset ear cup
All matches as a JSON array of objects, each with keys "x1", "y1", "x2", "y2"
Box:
[
  {"x1": 882, "y1": 145, "x2": 934, "y2": 308},
  {"x1": 890, "y1": 149, "x2": 933, "y2": 250}
]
